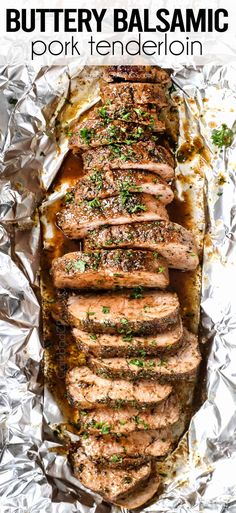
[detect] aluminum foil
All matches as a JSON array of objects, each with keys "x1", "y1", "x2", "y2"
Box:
[{"x1": 1, "y1": 63, "x2": 236, "y2": 513}]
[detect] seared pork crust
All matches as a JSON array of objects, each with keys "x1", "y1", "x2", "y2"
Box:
[
  {"x1": 72, "y1": 321, "x2": 183, "y2": 358},
  {"x1": 100, "y1": 83, "x2": 168, "y2": 108},
  {"x1": 75, "y1": 168, "x2": 174, "y2": 204},
  {"x1": 89, "y1": 329, "x2": 201, "y2": 381},
  {"x1": 70, "y1": 119, "x2": 157, "y2": 150},
  {"x1": 51, "y1": 249, "x2": 169, "y2": 290},
  {"x1": 79, "y1": 428, "x2": 172, "y2": 467},
  {"x1": 82, "y1": 141, "x2": 175, "y2": 180},
  {"x1": 70, "y1": 449, "x2": 152, "y2": 501},
  {"x1": 67, "y1": 290, "x2": 180, "y2": 336},
  {"x1": 84, "y1": 221, "x2": 199, "y2": 271},
  {"x1": 78, "y1": 394, "x2": 180, "y2": 434},
  {"x1": 103, "y1": 65, "x2": 171, "y2": 86},
  {"x1": 57, "y1": 193, "x2": 169, "y2": 239},
  {"x1": 66, "y1": 366, "x2": 172, "y2": 409}
]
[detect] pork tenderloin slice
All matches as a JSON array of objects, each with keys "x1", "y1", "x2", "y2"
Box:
[
  {"x1": 75, "y1": 168, "x2": 174, "y2": 204},
  {"x1": 82, "y1": 141, "x2": 175, "y2": 180},
  {"x1": 96, "y1": 102, "x2": 165, "y2": 130},
  {"x1": 66, "y1": 366, "x2": 172, "y2": 409},
  {"x1": 100, "y1": 83, "x2": 168, "y2": 107},
  {"x1": 52, "y1": 249, "x2": 169, "y2": 290},
  {"x1": 72, "y1": 321, "x2": 183, "y2": 357},
  {"x1": 89, "y1": 329, "x2": 201, "y2": 381},
  {"x1": 79, "y1": 394, "x2": 180, "y2": 434},
  {"x1": 70, "y1": 119, "x2": 156, "y2": 150},
  {"x1": 84, "y1": 221, "x2": 199, "y2": 271},
  {"x1": 80, "y1": 429, "x2": 172, "y2": 467},
  {"x1": 70, "y1": 449, "x2": 152, "y2": 501},
  {"x1": 103, "y1": 65, "x2": 171, "y2": 86},
  {"x1": 116, "y1": 464, "x2": 160, "y2": 509},
  {"x1": 78, "y1": 101, "x2": 165, "y2": 131},
  {"x1": 57, "y1": 193, "x2": 169, "y2": 239},
  {"x1": 67, "y1": 290, "x2": 180, "y2": 336}
]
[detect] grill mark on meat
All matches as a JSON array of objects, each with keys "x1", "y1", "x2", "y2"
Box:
[
  {"x1": 51, "y1": 249, "x2": 169, "y2": 290},
  {"x1": 79, "y1": 429, "x2": 172, "y2": 467},
  {"x1": 82, "y1": 141, "x2": 175, "y2": 180},
  {"x1": 103, "y1": 65, "x2": 171, "y2": 86},
  {"x1": 57, "y1": 193, "x2": 169, "y2": 239},
  {"x1": 89, "y1": 329, "x2": 201, "y2": 381},
  {"x1": 100, "y1": 83, "x2": 168, "y2": 108},
  {"x1": 79, "y1": 394, "x2": 180, "y2": 434},
  {"x1": 75, "y1": 168, "x2": 174, "y2": 204},
  {"x1": 72, "y1": 321, "x2": 183, "y2": 358},
  {"x1": 84, "y1": 221, "x2": 199, "y2": 271},
  {"x1": 69, "y1": 449, "x2": 152, "y2": 501},
  {"x1": 67, "y1": 290, "x2": 180, "y2": 336},
  {"x1": 66, "y1": 366, "x2": 172, "y2": 409}
]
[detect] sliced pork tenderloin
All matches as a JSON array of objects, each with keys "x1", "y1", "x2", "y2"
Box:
[
  {"x1": 84, "y1": 221, "x2": 199, "y2": 271},
  {"x1": 67, "y1": 290, "x2": 180, "y2": 336},
  {"x1": 66, "y1": 366, "x2": 172, "y2": 409},
  {"x1": 57, "y1": 193, "x2": 169, "y2": 239},
  {"x1": 51, "y1": 249, "x2": 169, "y2": 290}
]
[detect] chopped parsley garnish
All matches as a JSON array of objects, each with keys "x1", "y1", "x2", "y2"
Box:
[
  {"x1": 130, "y1": 286, "x2": 144, "y2": 299},
  {"x1": 89, "y1": 170, "x2": 103, "y2": 191},
  {"x1": 98, "y1": 106, "x2": 111, "y2": 123},
  {"x1": 87, "y1": 198, "x2": 101, "y2": 209},
  {"x1": 64, "y1": 191, "x2": 74, "y2": 204},
  {"x1": 130, "y1": 203, "x2": 147, "y2": 214},
  {"x1": 158, "y1": 358, "x2": 167, "y2": 367},
  {"x1": 89, "y1": 334, "x2": 97, "y2": 340},
  {"x1": 129, "y1": 358, "x2": 144, "y2": 367},
  {"x1": 80, "y1": 127, "x2": 94, "y2": 144},
  {"x1": 102, "y1": 306, "x2": 110, "y2": 314},
  {"x1": 157, "y1": 266, "x2": 165, "y2": 273},
  {"x1": 65, "y1": 259, "x2": 86, "y2": 273},
  {"x1": 73, "y1": 260, "x2": 86, "y2": 272},
  {"x1": 120, "y1": 109, "x2": 131, "y2": 120},
  {"x1": 211, "y1": 124, "x2": 234, "y2": 148},
  {"x1": 110, "y1": 455, "x2": 123, "y2": 463},
  {"x1": 101, "y1": 425, "x2": 111, "y2": 434},
  {"x1": 139, "y1": 350, "x2": 147, "y2": 357},
  {"x1": 122, "y1": 334, "x2": 133, "y2": 342}
]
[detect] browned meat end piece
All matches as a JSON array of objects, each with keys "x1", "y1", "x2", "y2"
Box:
[
  {"x1": 89, "y1": 329, "x2": 201, "y2": 381},
  {"x1": 67, "y1": 290, "x2": 180, "y2": 336},
  {"x1": 57, "y1": 193, "x2": 169, "y2": 239},
  {"x1": 82, "y1": 141, "x2": 175, "y2": 180},
  {"x1": 116, "y1": 464, "x2": 160, "y2": 508},
  {"x1": 100, "y1": 83, "x2": 168, "y2": 108},
  {"x1": 103, "y1": 65, "x2": 171, "y2": 86},
  {"x1": 66, "y1": 366, "x2": 172, "y2": 409},
  {"x1": 69, "y1": 119, "x2": 158, "y2": 150},
  {"x1": 79, "y1": 394, "x2": 180, "y2": 434},
  {"x1": 75, "y1": 168, "x2": 174, "y2": 204},
  {"x1": 72, "y1": 321, "x2": 183, "y2": 358},
  {"x1": 70, "y1": 449, "x2": 152, "y2": 501},
  {"x1": 79, "y1": 429, "x2": 172, "y2": 467},
  {"x1": 51, "y1": 249, "x2": 169, "y2": 290},
  {"x1": 84, "y1": 221, "x2": 199, "y2": 271}
]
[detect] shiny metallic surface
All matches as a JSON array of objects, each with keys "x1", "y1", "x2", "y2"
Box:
[{"x1": 1, "y1": 64, "x2": 236, "y2": 512}]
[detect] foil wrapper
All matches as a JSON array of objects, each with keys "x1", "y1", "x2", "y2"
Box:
[{"x1": 1, "y1": 63, "x2": 236, "y2": 513}]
